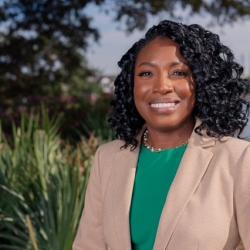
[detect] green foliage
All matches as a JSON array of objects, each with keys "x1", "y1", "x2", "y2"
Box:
[
  {"x1": 0, "y1": 0, "x2": 100, "y2": 88},
  {"x1": 0, "y1": 0, "x2": 249, "y2": 135},
  {"x1": 79, "y1": 94, "x2": 114, "y2": 141},
  {"x1": 0, "y1": 0, "x2": 102, "y2": 126},
  {"x1": 0, "y1": 111, "x2": 101, "y2": 250},
  {"x1": 108, "y1": 0, "x2": 250, "y2": 32}
]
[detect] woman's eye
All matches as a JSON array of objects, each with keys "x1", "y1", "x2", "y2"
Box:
[
  {"x1": 170, "y1": 70, "x2": 190, "y2": 78},
  {"x1": 137, "y1": 71, "x2": 153, "y2": 78}
]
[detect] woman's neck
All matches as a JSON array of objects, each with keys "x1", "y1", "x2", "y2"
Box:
[{"x1": 146, "y1": 119, "x2": 195, "y2": 149}]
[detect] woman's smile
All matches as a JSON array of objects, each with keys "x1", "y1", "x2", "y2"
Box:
[{"x1": 149, "y1": 99, "x2": 180, "y2": 113}]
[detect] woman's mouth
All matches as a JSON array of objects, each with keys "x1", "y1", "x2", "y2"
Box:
[
  {"x1": 149, "y1": 100, "x2": 180, "y2": 113},
  {"x1": 150, "y1": 102, "x2": 177, "y2": 108}
]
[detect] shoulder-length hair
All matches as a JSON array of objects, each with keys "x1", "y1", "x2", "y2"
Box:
[{"x1": 109, "y1": 20, "x2": 250, "y2": 149}]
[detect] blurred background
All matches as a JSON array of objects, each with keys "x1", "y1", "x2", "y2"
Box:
[{"x1": 0, "y1": 1, "x2": 249, "y2": 249}]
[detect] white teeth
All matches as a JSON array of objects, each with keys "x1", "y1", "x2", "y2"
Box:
[{"x1": 150, "y1": 103, "x2": 176, "y2": 108}]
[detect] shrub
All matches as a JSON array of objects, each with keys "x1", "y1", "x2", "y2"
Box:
[{"x1": 0, "y1": 110, "x2": 101, "y2": 250}]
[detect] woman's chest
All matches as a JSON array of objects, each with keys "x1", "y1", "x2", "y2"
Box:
[{"x1": 102, "y1": 150, "x2": 242, "y2": 249}]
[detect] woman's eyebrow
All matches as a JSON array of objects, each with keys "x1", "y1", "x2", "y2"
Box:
[
  {"x1": 137, "y1": 62, "x2": 157, "y2": 67},
  {"x1": 137, "y1": 61, "x2": 188, "y2": 67}
]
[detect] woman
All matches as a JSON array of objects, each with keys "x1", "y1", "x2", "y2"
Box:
[{"x1": 73, "y1": 20, "x2": 250, "y2": 250}]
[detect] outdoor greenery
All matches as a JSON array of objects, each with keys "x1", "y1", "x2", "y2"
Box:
[
  {"x1": 0, "y1": 110, "x2": 108, "y2": 250},
  {"x1": 0, "y1": 0, "x2": 249, "y2": 134},
  {"x1": 0, "y1": 1, "x2": 249, "y2": 249}
]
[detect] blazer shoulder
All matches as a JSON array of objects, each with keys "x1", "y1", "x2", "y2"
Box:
[
  {"x1": 219, "y1": 136, "x2": 250, "y2": 152},
  {"x1": 213, "y1": 136, "x2": 250, "y2": 168},
  {"x1": 98, "y1": 139, "x2": 125, "y2": 155},
  {"x1": 93, "y1": 139, "x2": 126, "y2": 189}
]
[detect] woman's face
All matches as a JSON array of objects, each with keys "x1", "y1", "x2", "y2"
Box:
[{"x1": 134, "y1": 37, "x2": 195, "y2": 132}]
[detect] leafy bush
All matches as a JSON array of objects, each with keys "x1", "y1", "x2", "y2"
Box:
[
  {"x1": 1, "y1": 91, "x2": 113, "y2": 144},
  {"x1": 0, "y1": 110, "x2": 102, "y2": 250}
]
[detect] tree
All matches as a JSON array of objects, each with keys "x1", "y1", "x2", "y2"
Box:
[
  {"x1": 0, "y1": 0, "x2": 249, "y2": 94},
  {"x1": 0, "y1": 0, "x2": 249, "y2": 138},
  {"x1": 0, "y1": 0, "x2": 102, "y2": 95},
  {"x1": 112, "y1": 0, "x2": 250, "y2": 32},
  {"x1": 0, "y1": 0, "x2": 105, "y2": 132}
]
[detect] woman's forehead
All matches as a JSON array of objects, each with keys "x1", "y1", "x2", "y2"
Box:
[{"x1": 135, "y1": 37, "x2": 188, "y2": 66}]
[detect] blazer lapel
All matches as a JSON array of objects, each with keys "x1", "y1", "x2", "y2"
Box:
[
  {"x1": 110, "y1": 144, "x2": 140, "y2": 250},
  {"x1": 153, "y1": 131, "x2": 214, "y2": 250}
]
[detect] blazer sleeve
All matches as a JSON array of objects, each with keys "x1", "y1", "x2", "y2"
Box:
[
  {"x1": 234, "y1": 145, "x2": 250, "y2": 249},
  {"x1": 73, "y1": 147, "x2": 107, "y2": 250}
]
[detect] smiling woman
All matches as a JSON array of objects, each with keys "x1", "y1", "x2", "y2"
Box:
[
  {"x1": 73, "y1": 20, "x2": 250, "y2": 250},
  {"x1": 134, "y1": 37, "x2": 195, "y2": 149}
]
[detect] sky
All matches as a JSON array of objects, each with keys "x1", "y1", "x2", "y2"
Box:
[{"x1": 85, "y1": 4, "x2": 250, "y2": 76}]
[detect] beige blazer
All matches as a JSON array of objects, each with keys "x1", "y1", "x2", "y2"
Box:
[{"x1": 73, "y1": 127, "x2": 250, "y2": 250}]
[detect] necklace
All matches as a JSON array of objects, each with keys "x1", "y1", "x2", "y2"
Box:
[{"x1": 142, "y1": 129, "x2": 188, "y2": 152}]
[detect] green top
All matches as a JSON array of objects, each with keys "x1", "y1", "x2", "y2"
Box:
[{"x1": 130, "y1": 144, "x2": 187, "y2": 250}]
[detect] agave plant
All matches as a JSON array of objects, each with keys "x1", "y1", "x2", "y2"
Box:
[{"x1": 0, "y1": 110, "x2": 100, "y2": 250}]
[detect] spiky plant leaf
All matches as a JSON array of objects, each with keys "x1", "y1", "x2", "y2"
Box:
[{"x1": 0, "y1": 110, "x2": 98, "y2": 249}]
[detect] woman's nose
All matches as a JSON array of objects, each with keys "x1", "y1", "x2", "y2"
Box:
[{"x1": 153, "y1": 73, "x2": 173, "y2": 94}]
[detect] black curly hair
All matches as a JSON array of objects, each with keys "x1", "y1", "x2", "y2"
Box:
[{"x1": 108, "y1": 20, "x2": 250, "y2": 149}]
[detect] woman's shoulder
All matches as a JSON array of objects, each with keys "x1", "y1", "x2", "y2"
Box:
[
  {"x1": 213, "y1": 136, "x2": 250, "y2": 161},
  {"x1": 90, "y1": 140, "x2": 126, "y2": 188},
  {"x1": 94, "y1": 139, "x2": 130, "y2": 169},
  {"x1": 97, "y1": 139, "x2": 126, "y2": 155},
  {"x1": 218, "y1": 136, "x2": 250, "y2": 150},
  {"x1": 192, "y1": 130, "x2": 250, "y2": 160}
]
